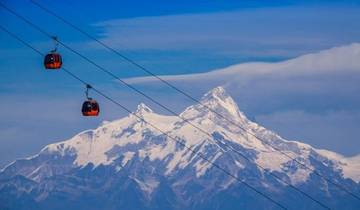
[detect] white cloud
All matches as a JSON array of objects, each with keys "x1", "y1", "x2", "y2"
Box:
[
  {"x1": 122, "y1": 43, "x2": 360, "y2": 109},
  {"x1": 124, "y1": 43, "x2": 360, "y2": 84}
]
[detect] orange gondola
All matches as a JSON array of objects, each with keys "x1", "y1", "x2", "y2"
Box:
[
  {"x1": 44, "y1": 52, "x2": 62, "y2": 69},
  {"x1": 44, "y1": 36, "x2": 62, "y2": 70},
  {"x1": 82, "y1": 84, "x2": 99, "y2": 116},
  {"x1": 82, "y1": 99, "x2": 100, "y2": 116}
]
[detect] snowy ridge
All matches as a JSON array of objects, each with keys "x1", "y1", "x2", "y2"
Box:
[
  {"x1": 2, "y1": 87, "x2": 360, "y2": 187},
  {"x1": 1, "y1": 86, "x2": 360, "y2": 210},
  {"x1": 42, "y1": 103, "x2": 177, "y2": 167},
  {"x1": 316, "y1": 149, "x2": 360, "y2": 181}
]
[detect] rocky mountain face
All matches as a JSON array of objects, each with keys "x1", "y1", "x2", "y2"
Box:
[{"x1": 1, "y1": 87, "x2": 359, "y2": 210}]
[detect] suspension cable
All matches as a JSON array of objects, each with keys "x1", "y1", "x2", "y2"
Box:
[
  {"x1": 0, "y1": 3, "x2": 337, "y2": 208},
  {"x1": 0, "y1": 24, "x2": 288, "y2": 210},
  {"x1": 25, "y1": 0, "x2": 360, "y2": 202}
]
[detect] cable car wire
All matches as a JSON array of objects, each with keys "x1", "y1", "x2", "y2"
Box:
[
  {"x1": 0, "y1": 3, "x2": 350, "y2": 208},
  {"x1": 0, "y1": 24, "x2": 288, "y2": 210},
  {"x1": 26, "y1": 0, "x2": 360, "y2": 202},
  {"x1": 0, "y1": 4, "x2": 335, "y2": 209}
]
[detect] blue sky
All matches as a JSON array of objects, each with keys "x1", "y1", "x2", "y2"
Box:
[{"x1": 1, "y1": 0, "x2": 360, "y2": 167}]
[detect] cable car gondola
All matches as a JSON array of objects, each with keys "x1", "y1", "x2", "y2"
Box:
[
  {"x1": 44, "y1": 36, "x2": 62, "y2": 70},
  {"x1": 82, "y1": 99, "x2": 100, "y2": 116},
  {"x1": 82, "y1": 84, "x2": 99, "y2": 116}
]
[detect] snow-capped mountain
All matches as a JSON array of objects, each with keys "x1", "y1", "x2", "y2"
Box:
[{"x1": 1, "y1": 87, "x2": 359, "y2": 210}]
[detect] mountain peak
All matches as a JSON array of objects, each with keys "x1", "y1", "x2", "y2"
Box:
[
  {"x1": 2, "y1": 85, "x2": 360, "y2": 210},
  {"x1": 201, "y1": 86, "x2": 228, "y2": 101},
  {"x1": 199, "y1": 86, "x2": 241, "y2": 117},
  {"x1": 135, "y1": 103, "x2": 153, "y2": 115}
]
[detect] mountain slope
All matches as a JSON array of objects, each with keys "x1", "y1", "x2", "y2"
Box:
[{"x1": 1, "y1": 87, "x2": 360, "y2": 210}]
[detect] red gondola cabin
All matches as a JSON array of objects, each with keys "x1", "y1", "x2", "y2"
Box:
[
  {"x1": 44, "y1": 53, "x2": 62, "y2": 69},
  {"x1": 82, "y1": 99, "x2": 100, "y2": 116}
]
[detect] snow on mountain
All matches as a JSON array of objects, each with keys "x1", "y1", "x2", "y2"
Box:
[
  {"x1": 1, "y1": 86, "x2": 359, "y2": 185},
  {"x1": 1, "y1": 86, "x2": 360, "y2": 210},
  {"x1": 316, "y1": 149, "x2": 360, "y2": 182},
  {"x1": 42, "y1": 102, "x2": 177, "y2": 167}
]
